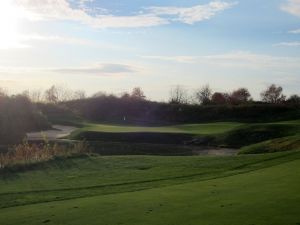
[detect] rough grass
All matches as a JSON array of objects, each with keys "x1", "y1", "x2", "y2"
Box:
[{"x1": 0, "y1": 152, "x2": 299, "y2": 225}]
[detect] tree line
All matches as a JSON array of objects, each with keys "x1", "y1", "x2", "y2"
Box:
[
  {"x1": 170, "y1": 84, "x2": 300, "y2": 105},
  {"x1": 8, "y1": 83, "x2": 300, "y2": 106},
  {"x1": 0, "y1": 83, "x2": 299, "y2": 145}
]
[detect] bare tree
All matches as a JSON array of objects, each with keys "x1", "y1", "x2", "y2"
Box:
[
  {"x1": 44, "y1": 85, "x2": 78, "y2": 103},
  {"x1": 73, "y1": 90, "x2": 86, "y2": 100},
  {"x1": 21, "y1": 89, "x2": 43, "y2": 102},
  {"x1": 0, "y1": 87, "x2": 8, "y2": 97},
  {"x1": 131, "y1": 87, "x2": 146, "y2": 100},
  {"x1": 30, "y1": 90, "x2": 43, "y2": 102},
  {"x1": 56, "y1": 85, "x2": 73, "y2": 102},
  {"x1": 195, "y1": 84, "x2": 212, "y2": 105},
  {"x1": 169, "y1": 85, "x2": 188, "y2": 104},
  {"x1": 44, "y1": 85, "x2": 59, "y2": 103},
  {"x1": 261, "y1": 84, "x2": 286, "y2": 103}
]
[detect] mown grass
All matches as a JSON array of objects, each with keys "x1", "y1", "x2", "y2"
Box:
[
  {"x1": 0, "y1": 152, "x2": 299, "y2": 225},
  {"x1": 68, "y1": 120, "x2": 300, "y2": 154},
  {"x1": 69, "y1": 120, "x2": 300, "y2": 137},
  {"x1": 0, "y1": 151, "x2": 299, "y2": 209},
  {"x1": 69, "y1": 121, "x2": 243, "y2": 138}
]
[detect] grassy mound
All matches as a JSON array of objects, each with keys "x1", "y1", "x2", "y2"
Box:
[
  {"x1": 218, "y1": 123, "x2": 298, "y2": 147},
  {"x1": 239, "y1": 135, "x2": 300, "y2": 154}
]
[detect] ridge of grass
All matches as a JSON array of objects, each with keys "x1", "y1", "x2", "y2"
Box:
[{"x1": 239, "y1": 135, "x2": 300, "y2": 154}]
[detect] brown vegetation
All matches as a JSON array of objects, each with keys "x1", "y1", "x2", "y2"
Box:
[{"x1": 0, "y1": 141, "x2": 90, "y2": 169}]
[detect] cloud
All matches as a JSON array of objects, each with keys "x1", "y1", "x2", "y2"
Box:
[
  {"x1": 19, "y1": 34, "x2": 130, "y2": 50},
  {"x1": 0, "y1": 62, "x2": 139, "y2": 76},
  {"x1": 200, "y1": 51, "x2": 300, "y2": 69},
  {"x1": 281, "y1": 0, "x2": 300, "y2": 17},
  {"x1": 0, "y1": 42, "x2": 29, "y2": 49},
  {"x1": 52, "y1": 63, "x2": 138, "y2": 75},
  {"x1": 274, "y1": 41, "x2": 300, "y2": 47},
  {"x1": 0, "y1": 79, "x2": 19, "y2": 85},
  {"x1": 13, "y1": 0, "x2": 236, "y2": 28},
  {"x1": 141, "y1": 51, "x2": 300, "y2": 69},
  {"x1": 147, "y1": 1, "x2": 237, "y2": 24},
  {"x1": 289, "y1": 28, "x2": 300, "y2": 34},
  {"x1": 141, "y1": 55, "x2": 197, "y2": 63},
  {"x1": 168, "y1": 52, "x2": 300, "y2": 71},
  {"x1": 13, "y1": 0, "x2": 168, "y2": 28}
]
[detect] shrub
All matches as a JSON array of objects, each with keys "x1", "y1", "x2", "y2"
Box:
[{"x1": 0, "y1": 95, "x2": 50, "y2": 144}]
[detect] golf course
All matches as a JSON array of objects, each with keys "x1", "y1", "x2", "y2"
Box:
[
  {"x1": 1, "y1": 117, "x2": 300, "y2": 225},
  {"x1": 2, "y1": 1, "x2": 300, "y2": 224},
  {"x1": 0, "y1": 151, "x2": 299, "y2": 225}
]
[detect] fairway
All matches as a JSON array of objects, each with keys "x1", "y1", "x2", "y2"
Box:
[
  {"x1": 0, "y1": 151, "x2": 299, "y2": 225},
  {"x1": 0, "y1": 155, "x2": 299, "y2": 225}
]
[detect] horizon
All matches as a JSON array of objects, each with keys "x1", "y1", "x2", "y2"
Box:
[{"x1": 0, "y1": 0, "x2": 300, "y2": 101}]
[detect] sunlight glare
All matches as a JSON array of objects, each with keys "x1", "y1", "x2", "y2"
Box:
[{"x1": 0, "y1": 1, "x2": 26, "y2": 49}]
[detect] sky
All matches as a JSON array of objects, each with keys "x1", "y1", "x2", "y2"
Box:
[{"x1": 0, "y1": 0, "x2": 299, "y2": 101}]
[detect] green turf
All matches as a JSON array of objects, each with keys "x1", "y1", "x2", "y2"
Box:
[
  {"x1": 0, "y1": 152, "x2": 299, "y2": 225},
  {"x1": 69, "y1": 120, "x2": 300, "y2": 136},
  {"x1": 69, "y1": 122, "x2": 243, "y2": 137},
  {"x1": 2, "y1": 120, "x2": 299, "y2": 223},
  {"x1": 239, "y1": 135, "x2": 300, "y2": 154},
  {"x1": 69, "y1": 120, "x2": 300, "y2": 148},
  {"x1": 237, "y1": 120, "x2": 300, "y2": 154}
]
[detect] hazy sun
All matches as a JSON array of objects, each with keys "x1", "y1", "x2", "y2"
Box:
[{"x1": 0, "y1": 1, "x2": 26, "y2": 49}]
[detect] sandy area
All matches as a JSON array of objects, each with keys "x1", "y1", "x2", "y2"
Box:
[
  {"x1": 26, "y1": 125, "x2": 77, "y2": 141},
  {"x1": 193, "y1": 148, "x2": 238, "y2": 156}
]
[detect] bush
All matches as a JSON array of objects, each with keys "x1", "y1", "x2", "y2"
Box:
[{"x1": 0, "y1": 95, "x2": 50, "y2": 144}]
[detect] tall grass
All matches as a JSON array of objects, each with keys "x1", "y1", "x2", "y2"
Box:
[{"x1": 0, "y1": 140, "x2": 90, "y2": 169}]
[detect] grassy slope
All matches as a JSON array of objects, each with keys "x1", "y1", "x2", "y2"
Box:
[
  {"x1": 239, "y1": 135, "x2": 300, "y2": 154},
  {"x1": 238, "y1": 120, "x2": 300, "y2": 154},
  {"x1": 0, "y1": 153, "x2": 299, "y2": 225}
]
